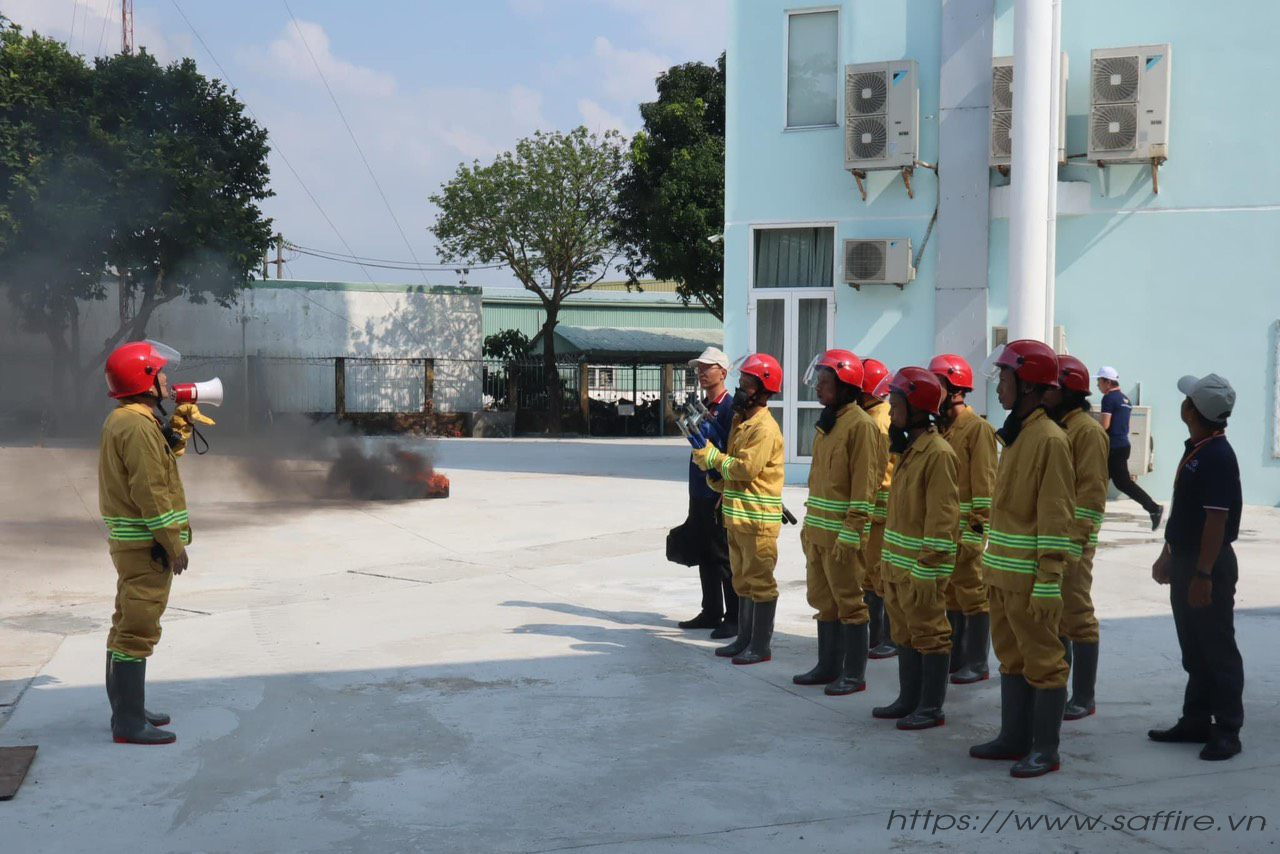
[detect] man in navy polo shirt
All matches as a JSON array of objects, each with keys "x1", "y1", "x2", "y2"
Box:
[
  {"x1": 1096, "y1": 366, "x2": 1163, "y2": 530},
  {"x1": 677, "y1": 347, "x2": 740, "y2": 639},
  {"x1": 1149, "y1": 373, "x2": 1244, "y2": 761}
]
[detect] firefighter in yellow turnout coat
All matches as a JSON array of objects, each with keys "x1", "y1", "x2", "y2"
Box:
[
  {"x1": 793, "y1": 350, "x2": 880, "y2": 696},
  {"x1": 970, "y1": 340, "x2": 1075, "y2": 778},
  {"x1": 870, "y1": 368, "x2": 960, "y2": 731},
  {"x1": 929, "y1": 355, "x2": 998, "y2": 685},
  {"x1": 859, "y1": 358, "x2": 898, "y2": 660},
  {"x1": 691, "y1": 354, "x2": 785, "y2": 666},
  {"x1": 1045, "y1": 355, "x2": 1110, "y2": 721},
  {"x1": 100, "y1": 341, "x2": 192, "y2": 746}
]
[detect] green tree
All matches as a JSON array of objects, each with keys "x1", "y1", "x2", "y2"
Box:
[
  {"x1": 432, "y1": 127, "x2": 625, "y2": 432},
  {"x1": 614, "y1": 53, "x2": 725, "y2": 320}
]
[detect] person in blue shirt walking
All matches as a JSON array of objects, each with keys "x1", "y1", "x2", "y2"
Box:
[
  {"x1": 1095, "y1": 366, "x2": 1163, "y2": 530},
  {"x1": 677, "y1": 347, "x2": 740, "y2": 639}
]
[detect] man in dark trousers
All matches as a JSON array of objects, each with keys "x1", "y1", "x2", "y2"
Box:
[
  {"x1": 1150, "y1": 373, "x2": 1244, "y2": 761},
  {"x1": 677, "y1": 347, "x2": 739, "y2": 639},
  {"x1": 1095, "y1": 366, "x2": 1163, "y2": 530}
]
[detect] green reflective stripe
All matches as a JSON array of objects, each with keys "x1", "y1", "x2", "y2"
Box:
[
  {"x1": 1067, "y1": 542, "x2": 1084, "y2": 558},
  {"x1": 806, "y1": 496, "x2": 851, "y2": 512},
  {"x1": 723, "y1": 505, "x2": 783, "y2": 524},
  {"x1": 109, "y1": 650, "x2": 144, "y2": 663},
  {"x1": 971, "y1": 497, "x2": 992, "y2": 509},
  {"x1": 983, "y1": 552, "x2": 1038, "y2": 574},
  {"x1": 960, "y1": 530, "x2": 985, "y2": 546},
  {"x1": 803, "y1": 515, "x2": 844, "y2": 532},
  {"x1": 1032, "y1": 583, "x2": 1061, "y2": 598},
  {"x1": 883, "y1": 529, "x2": 923, "y2": 550},
  {"x1": 180, "y1": 529, "x2": 191, "y2": 544},
  {"x1": 103, "y1": 510, "x2": 188, "y2": 529},
  {"x1": 1088, "y1": 532, "x2": 1099, "y2": 545},
  {"x1": 882, "y1": 549, "x2": 917, "y2": 570},
  {"x1": 987, "y1": 529, "x2": 1038, "y2": 549},
  {"x1": 720, "y1": 458, "x2": 735, "y2": 479},
  {"x1": 704, "y1": 447, "x2": 721, "y2": 469},
  {"x1": 958, "y1": 500, "x2": 973, "y2": 512},
  {"x1": 1037, "y1": 535, "x2": 1074, "y2": 552},
  {"x1": 836, "y1": 528, "x2": 862, "y2": 546},
  {"x1": 922, "y1": 537, "x2": 957, "y2": 555},
  {"x1": 871, "y1": 508, "x2": 888, "y2": 520},
  {"x1": 1074, "y1": 506, "x2": 1104, "y2": 524},
  {"x1": 725, "y1": 490, "x2": 782, "y2": 506}
]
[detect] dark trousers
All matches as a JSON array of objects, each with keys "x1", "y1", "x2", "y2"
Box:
[
  {"x1": 1170, "y1": 547, "x2": 1244, "y2": 735},
  {"x1": 690, "y1": 496, "x2": 738, "y2": 621},
  {"x1": 1108, "y1": 446, "x2": 1159, "y2": 513}
]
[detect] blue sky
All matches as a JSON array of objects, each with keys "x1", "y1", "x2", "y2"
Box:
[{"x1": 6, "y1": 0, "x2": 726, "y2": 285}]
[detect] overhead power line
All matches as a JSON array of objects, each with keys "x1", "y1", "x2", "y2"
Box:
[{"x1": 285, "y1": 242, "x2": 502, "y2": 272}]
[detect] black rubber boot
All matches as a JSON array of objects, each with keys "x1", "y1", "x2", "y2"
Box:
[
  {"x1": 865, "y1": 592, "x2": 884, "y2": 650},
  {"x1": 793, "y1": 620, "x2": 842, "y2": 685},
  {"x1": 1148, "y1": 718, "x2": 1211, "y2": 743},
  {"x1": 947, "y1": 611, "x2": 965, "y2": 674},
  {"x1": 1199, "y1": 727, "x2": 1242, "y2": 761},
  {"x1": 678, "y1": 612, "x2": 720, "y2": 630},
  {"x1": 709, "y1": 620, "x2": 738, "y2": 640},
  {"x1": 732, "y1": 599, "x2": 776, "y2": 665},
  {"x1": 107, "y1": 652, "x2": 170, "y2": 728},
  {"x1": 872, "y1": 647, "x2": 922, "y2": 719},
  {"x1": 110, "y1": 659, "x2": 176, "y2": 745},
  {"x1": 1060, "y1": 636, "x2": 1073, "y2": 668},
  {"x1": 1063, "y1": 641, "x2": 1098, "y2": 720},
  {"x1": 951, "y1": 612, "x2": 991, "y2": 684},
  {"x1": 869, "y1": 605, "x2": 898, "y2": 660},
  {"x1": 1010, "y1": 686, "x2": 1068, "y2": 777},
  {"x1": 825, "y1": 622, "x2": 868, "y2": 696},
  {"x1": 898, "y1": 652, "x2": 949, "y2": 729},
  {"x1": 715, "y1": 599, "x2": 753, "y2": 657},
  {"x1": 970, "y1": 673, "x2": 1034, "y2": 760}
]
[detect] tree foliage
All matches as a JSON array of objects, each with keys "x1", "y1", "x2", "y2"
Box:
[
  {"x1": 614, "y1": 53, "x2": 726, "y2": 320},
  {"x1": 0, "y1": 23, "x2": 273, "y2": 407},
  {"x1": 431, "y1": 127, "x2": 625, "y2": 431}
]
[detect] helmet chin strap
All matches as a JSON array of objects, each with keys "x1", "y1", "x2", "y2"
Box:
[{"x1": 152, "y1": 374, "x2": 169, "y2": 418}]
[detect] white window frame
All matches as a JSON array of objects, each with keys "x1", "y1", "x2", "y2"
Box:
[
  {"x1": 747, "y1": 222, "x2": 838, "y2": 463},
  {"x1": 783, "y1": 6, "x2": 842, "y2": 131}
]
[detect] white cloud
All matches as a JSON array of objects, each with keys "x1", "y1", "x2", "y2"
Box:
[
  {"x1": 577, "y1": 98, "x2": 629, "y2": 135},
  {"x1": 602, "y1": 0, "x2": 727, "y2": 60},
  {"x1": 589, "y1": 36, "x2": 669, "y2": 104},
  {"x1": 251, "y1": 19, "x2": 397, "y2": 99},
  {"x1": 3, "y1": 0, "x2": 191, "y2": 62}
]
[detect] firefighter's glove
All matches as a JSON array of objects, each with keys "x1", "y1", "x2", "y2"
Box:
[
  {"x1": 907, "y1": 570, "x2": 942, "y2": 610},
  {"x1": 832, "y1": 532, "x2": 861, "y2": 565},
  {"x1": 1028, "y1": 584, "x2": 1064, "y2": 625},
  {"x1": 691, "y1": 444, "x2": 719, "y2": 472}
]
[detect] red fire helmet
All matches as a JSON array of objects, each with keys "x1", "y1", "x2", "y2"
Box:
[
  {"x1": 993, "y1": 339, "x2": 1059, "y2": 387},
  {"x1": 928, "y1": 353, "x2": 974, "y2": 392},
  {"x1": 862, "y1": 358, "x2": 890, "y2": 397},
  {"x1": 735, "y1": 353, "x2": 783, "y2": 394},
  {"x1": 806, "y1": 348, "x2": 864, "y2": 391},
  {"x1": 1057, "y1": 355, "x2": 1092, "y2": 394},
  {"x1": 105, "y1": 341, "x2": 178, "y2": 399},
  {"x1": 889, "y1": 366, "x2": 946, "y2": 415}
]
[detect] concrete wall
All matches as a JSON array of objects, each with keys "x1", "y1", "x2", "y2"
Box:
[{"x1": 726, "y1": 0, "x2": 1280, "y2": 504}]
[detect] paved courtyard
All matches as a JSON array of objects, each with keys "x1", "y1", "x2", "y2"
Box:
[{"x1": 1, "y1": 438, "x2": 1277, "y2": 853}]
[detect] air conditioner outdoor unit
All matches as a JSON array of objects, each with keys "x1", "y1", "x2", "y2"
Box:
[
  {"x1": 990, "y1": 53, "x2": 1069, "y2": 168},
  {"x1": 842, "y1": 238, "x2": 914, "y2": 289},
  {"x1": 844, "y1": 60, "x2": 918, "y2": 172},
  {"x1": 1087, "y1": 43, "x2": 1172, "y2": 163}
]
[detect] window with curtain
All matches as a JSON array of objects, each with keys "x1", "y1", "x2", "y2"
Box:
[
  {"x1": 753, "y1": 227, "x2": 835, "y2": 289},
  {"x1": 786, "y1": 10, "x2": 838, "y2": 128}
]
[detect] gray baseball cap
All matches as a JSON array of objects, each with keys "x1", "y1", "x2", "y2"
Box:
[
  {"x1": 690, "y1": 347, "x2": 729, "y2": 370},
  {"x1": 1177, "y1": 373, "x2": 1236, "y2": 423}
]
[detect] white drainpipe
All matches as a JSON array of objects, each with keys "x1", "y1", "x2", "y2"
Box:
[
  {"x1": 1007, "y1": 0, "x2": 1052, "y2": 344},
  {"x1": 1044, "y1": 0, "x2": 1062, "y2": 347}
]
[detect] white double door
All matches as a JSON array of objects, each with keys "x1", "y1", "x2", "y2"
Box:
[{"x1": 747, "y1": 291, "x2": 835, "y2": 462}]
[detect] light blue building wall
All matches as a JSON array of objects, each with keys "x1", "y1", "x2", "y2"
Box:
[{"x1": 726, "y1": 0, "x2": 1280, "y2": 504}]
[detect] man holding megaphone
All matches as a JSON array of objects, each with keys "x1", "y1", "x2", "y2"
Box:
[
  {"x1": 98, "y1": 340, "x2": 221, "y2": 745},
  {"x1": 169, "y1": 377, "x2": 223, "y2": 457}
]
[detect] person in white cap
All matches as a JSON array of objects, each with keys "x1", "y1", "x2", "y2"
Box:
[
  {"x1": 1095, "y1": 366, "x2": 1163, "y2": 530},
  {"x1": 1149, "y1": 373, "x2": 1244, "y2": 761},
  {"x1": 674, "y1": 346, "x2": 740, "y2": 638}
]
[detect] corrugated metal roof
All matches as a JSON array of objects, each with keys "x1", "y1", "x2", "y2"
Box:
[
  {"x1": 481, "y1": 286, "x2": 702, "y2": 307},
  {"x1": 552, "y1": 326, "x2": 722, "y2": 361}
]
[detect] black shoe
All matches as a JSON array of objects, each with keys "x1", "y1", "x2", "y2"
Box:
[
  {"x1": 947, "y1": 612, "x2": 965, "y2": 674},
  {"x1": 865, "y1": 591, "x2": 885, "y2": 650},
  {"x1": 1148, "y1": 718, "x2": 1212, "y2": 743},
  {"x1": 898, "y1": 653, "x2": 949, "y2": 730},
  {"x1": 1199, "y1": 729, "x2": 1242, "y2": 761},
  {"x1": 951, "y1": 612, "x2": 991, "y2": 685},
  {"x1": 709, "y1": 621, "x2": 738, "y2": 640},
  {"x1": 825, "y1": 622, "x2": 868, "y2": 696},
  {"x1": 716, "y1": 599, "x2": 753, "y2": 657},
  {"x1": 109, "y1": 658, "x2": 176, "y2": 745},
  {"x1": 873, "y1": 648, "x2": 922, "y2": 719},
  {"x1": 678, "y1": 612, "x2": 721, "y2": 630},
  {"x1": 106, "y1": 652, "x2": 170, "y2": 728},
  {"x1": 869, "y1": 607, "x2": 898, "y2": 659},
  {"x1": 970, "y1": 673, "x2": 1034, "y2": 760},
  {"x1": 1063, "y1": 641, "x2": 1098, "y2": 720},
  {"x1": 1150, "y1": 505, "x2": 1164, "y2": 531},
  {"x1": 793, "y1": 620, "x2": 842, "y2": 685},
  {"x1": 733, "y1": 599, "x2": 776, "y2": 665},
  {"x1": 1010, "y1": 686, "x2": 1067, "y2": 778}
]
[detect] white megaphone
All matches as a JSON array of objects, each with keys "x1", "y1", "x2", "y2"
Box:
[{"x1": 172, "y1": 377, "x2": 224, "y2": 407}]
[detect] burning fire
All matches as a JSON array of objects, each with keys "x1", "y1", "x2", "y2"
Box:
[{"x1": 327, "y1": 443, "x2": 449, "y2": 500}]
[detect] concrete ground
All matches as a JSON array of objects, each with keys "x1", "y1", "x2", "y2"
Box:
[{"x1": 1, "y1": 437, "x2": 1278, "y2": 853}]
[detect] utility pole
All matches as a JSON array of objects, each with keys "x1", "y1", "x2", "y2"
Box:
[
  {"x1": 121, "y1": 0, "x2": 134, "y2": 54},
  {"x1": 274, "y1": 233, "x2": 284, "y2": 279}
]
